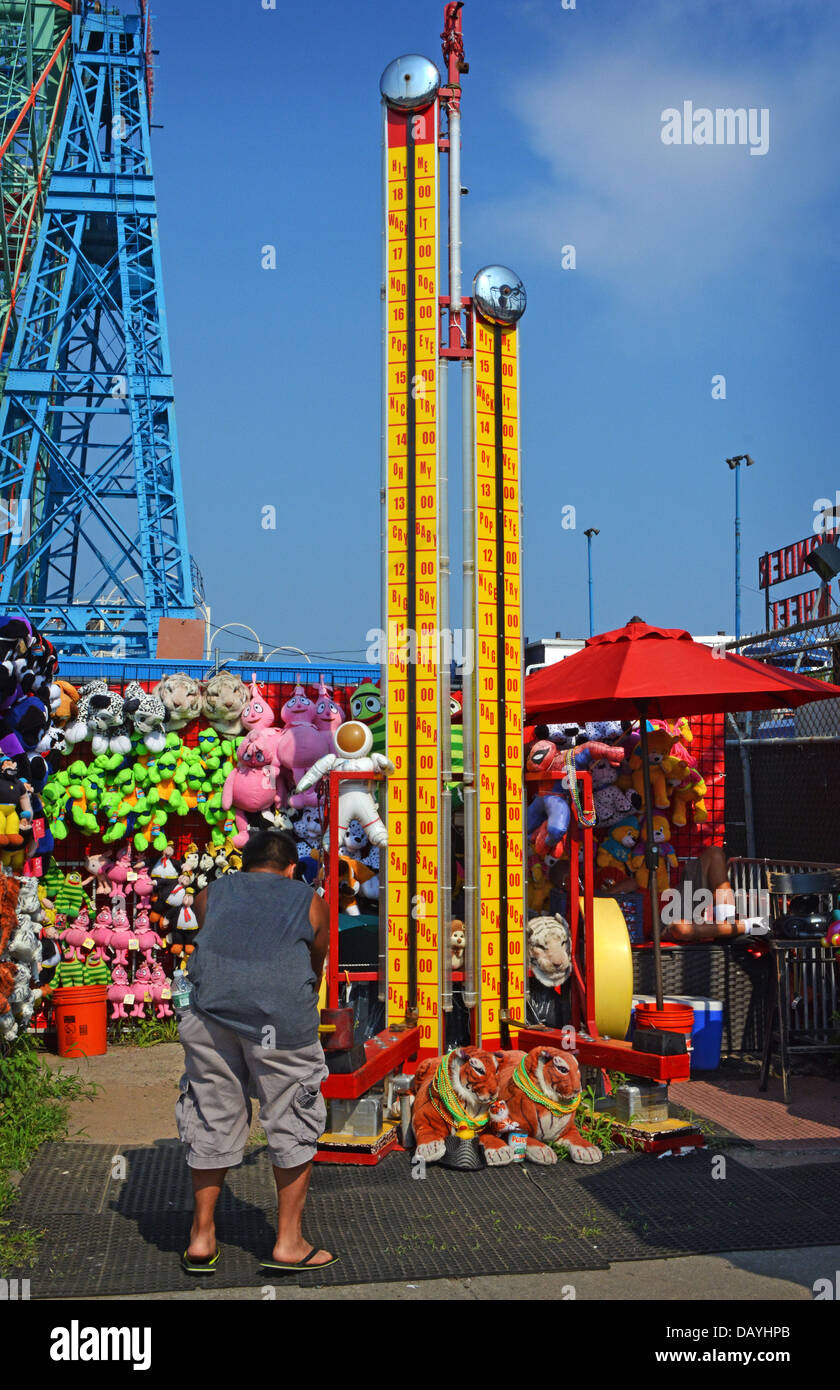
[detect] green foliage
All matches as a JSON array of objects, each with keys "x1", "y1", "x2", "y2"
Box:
[
  {"x1": 114, "y1": 1016, "x2": 180, "y2": 1047},
  {"x1": 0, "y1": 1035, "x2": 95, "y2": 1267},
  {"x1": 550, "y1": 1080, "x2": 641, "y2": 1159}
]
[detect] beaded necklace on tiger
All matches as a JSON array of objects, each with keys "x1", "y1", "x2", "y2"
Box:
[
  {"x1": 511, "y1": 1058, "x2": 581, "y2": 1116},
  {"x1": 431, "y1": 1053, "x2": 489, "y2": 1139}
]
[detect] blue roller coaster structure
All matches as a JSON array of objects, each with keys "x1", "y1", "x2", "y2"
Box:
[{"x1": 0, "y1": 0, "x2": 193, "y2": 657}]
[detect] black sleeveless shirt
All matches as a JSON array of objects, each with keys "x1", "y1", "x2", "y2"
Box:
[{"x1": 188, "y1": 873, "x2": 319, "y2": 1047}]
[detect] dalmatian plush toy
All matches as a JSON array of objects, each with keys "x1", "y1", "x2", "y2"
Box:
[
  {"x1": 62, "y1": 678, "x2": 109, "y2": 747},
  {"x1": 87, "y1": 689, "x2": 132, "y2": 756},
  {"x1": 590, "y1": 755, "x2": 642, "y2": 829},
  {"x1": 122, "y1": 680, "x2": 167, "y2": 753},
  {"x1": 291, "y1": 806, "x2": 322, "y2": 858}
]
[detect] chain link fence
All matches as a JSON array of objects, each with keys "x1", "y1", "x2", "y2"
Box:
[{"x1": 725, "y1": 615, "x2": 840, "y2": 862}]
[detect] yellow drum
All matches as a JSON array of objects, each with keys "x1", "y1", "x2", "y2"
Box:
[{"x1": 581, "y1": 896, "x2": 633, "y2": 1039}]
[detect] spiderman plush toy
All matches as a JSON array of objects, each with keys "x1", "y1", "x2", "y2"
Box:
[{"x1": 526, "y1": 737, "x2": 623, "y2": 856}]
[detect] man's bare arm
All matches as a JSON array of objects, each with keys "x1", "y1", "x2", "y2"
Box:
[
  {"x1": 193, "y1": 886, "x2": 208, "y2": 929},
  {"x1": 309, "y1": 889, "x2": 329, "y2": 986}
]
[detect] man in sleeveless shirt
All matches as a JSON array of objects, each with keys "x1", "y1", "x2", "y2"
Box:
[{"x1": 175, "y1": 829, "x2": 336, "y2": 1273}]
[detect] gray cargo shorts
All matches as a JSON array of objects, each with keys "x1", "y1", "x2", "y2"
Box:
[{"x1": 175, "y1": 1006, "x2": 328, "y2": 1170}]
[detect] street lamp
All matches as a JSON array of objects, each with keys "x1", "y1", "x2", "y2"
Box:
[
  {"x1": 583, "y1": 528, "x2": 600, "y2": 637},
  {"x1": 726, "y1": 455, "x2": 754, "y2": 642}
]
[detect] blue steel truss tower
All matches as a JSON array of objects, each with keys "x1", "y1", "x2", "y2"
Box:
[{"x1": 0, "y1": 0, "x2": 194, "y2": 656}]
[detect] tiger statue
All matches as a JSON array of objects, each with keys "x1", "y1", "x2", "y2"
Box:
[
  {"x1": 493, "y1": 1046, "x2": 603, "y2": 1165},
  {"x1": 410, "y1": 1047, "x2": 501, "y2": 1164}
]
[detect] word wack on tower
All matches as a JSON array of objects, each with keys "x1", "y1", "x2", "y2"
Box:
[{"x1": 380, "y1": 3, "x2": 527, "y2": 1056}]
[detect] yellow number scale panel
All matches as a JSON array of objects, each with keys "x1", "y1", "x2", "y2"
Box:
[
  {"x1": 472, "y1": 310, "x2": 525, "y2": 1049},
  {"x1": 383, "y1": 101, "x2": 441, "y2": 1053}
]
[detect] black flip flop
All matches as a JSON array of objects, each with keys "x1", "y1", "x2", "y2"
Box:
[
  {"x1": 259, "y1": 1248, "x2": 339, "y2": 1273},
  {"x1": 181, "y1": 1247, "x2": 220, "y2": 1275}
]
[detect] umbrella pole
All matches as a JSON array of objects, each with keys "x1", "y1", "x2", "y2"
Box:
[{"x1": 638, "y1": 706, "x2": 664, "y2": 1010}]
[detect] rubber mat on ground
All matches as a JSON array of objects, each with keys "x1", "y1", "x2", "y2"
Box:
[{"x1": 7, "y1": 1144, "x2": 840, "y2": 1295}]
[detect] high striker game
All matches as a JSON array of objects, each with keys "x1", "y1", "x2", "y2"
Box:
[{"x1": 380, "y1": 4, "x2": 527, "y2": 1054}]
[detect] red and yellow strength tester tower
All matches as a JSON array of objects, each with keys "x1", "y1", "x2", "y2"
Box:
[{"x1": 380, "y1": 4, "x2": 527, "y2": 1055}]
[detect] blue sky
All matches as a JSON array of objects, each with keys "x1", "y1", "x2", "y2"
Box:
[{"x1": 148, "y1": 0, "x2": 840, "y2": 660}]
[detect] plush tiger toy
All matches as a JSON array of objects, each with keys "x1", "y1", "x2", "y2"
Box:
[
  {"x1": 494, "y1": 1046, "x2": 603, "y2": 1165},
  {"x1": 410, "y1": 1047, "x2": 501, "y2": 1164}
]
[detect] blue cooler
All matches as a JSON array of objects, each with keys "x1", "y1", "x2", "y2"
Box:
[{"x1": 629, "y1": 994, "x2": 723, "y2": 1070}]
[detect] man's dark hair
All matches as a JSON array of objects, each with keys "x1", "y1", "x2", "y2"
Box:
[{"x1": 241, "y1": 829, "x2": 299, "y2": 873}]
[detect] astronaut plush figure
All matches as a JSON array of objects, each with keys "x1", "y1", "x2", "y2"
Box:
[{"x1": 295, "y1": 721, "x2": 394, "y2": 850}]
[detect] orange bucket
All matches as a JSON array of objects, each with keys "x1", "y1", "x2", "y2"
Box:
[
  {"x1": 52, "y1": 985, "x2": 108, "y2": 1057},
  {"x1": 635, "y1": 1001, "x2": 695, "y2": 1036}
]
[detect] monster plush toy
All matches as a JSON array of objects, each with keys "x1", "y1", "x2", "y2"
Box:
[
  {"x1": 296, "y1": 721, "x2": 394, "y2": 850},
  {"x1": 446, "y1": 691, "x2": 465, "y2": 810},
  {"x1": 630, "y1": 815, "x2": 679, "y2": 892},
  {"x1": 313, "y1": 678, "x2": 345, "y2": 739},
  {"x1": 275, "y1": 683, "x2": 332, "y2": 810},
  {"x1": 53, "y1": 870, "x2": 92, "y2": 922},
  {"x1": 348, "y1": 680, "x2": 386, "y2": 756},
  {"x1": 222, "y1": 728, "x2": 285, "y2": 847}
]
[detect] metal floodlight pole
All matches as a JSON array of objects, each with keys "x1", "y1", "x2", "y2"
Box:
[
  {"x1": 584, "y1": 527, "x2": 599, "y2": 637},
  {"x1": 727, "y1": 455, "x2": 754, "y2": 642},
  {"x1": 637, "y1": 703, "x2": 664, "y2": 1010}
]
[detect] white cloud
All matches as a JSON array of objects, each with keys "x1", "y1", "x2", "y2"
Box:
[{"x1": 479, "y1": 31, "x2": 840, "y2": 301}]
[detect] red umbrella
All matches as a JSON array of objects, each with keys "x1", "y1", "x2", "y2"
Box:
[
  {"x1": 525, "y1": 622, "x2": 840, "y2": 723},
  {"x1": 524, "y1": 621, "x2": 840, "y2": 1010}
]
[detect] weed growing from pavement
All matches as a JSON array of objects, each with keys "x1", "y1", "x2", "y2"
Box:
[
  {"x1": 0, "y1": 1036, "x2": 96, "y2": 1267},
  {"x1": 551, "y1": 1082, "x2": 640, "y2": 1158}
]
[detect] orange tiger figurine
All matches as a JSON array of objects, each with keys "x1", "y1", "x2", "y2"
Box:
[
  {"x1": 410, "y1": 1047, "x2": 501, "y2": 1165},
  {"x1": 495, "y1": 1046, "x2": 603, "y2": 1165}
]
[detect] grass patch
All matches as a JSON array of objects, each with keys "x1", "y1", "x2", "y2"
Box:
[
  {"x1": 0, "y1": 1035, "x2": 97, "y2": 1268},
  {"x1": 551, "y1": 1082, "x2": 641, "y2": 1158},
  {"x1": 112, "y1": 1017, "x2": 180, "y2": 1047}
]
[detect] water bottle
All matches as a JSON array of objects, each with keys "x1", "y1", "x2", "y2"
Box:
[{"x1": 171, "y1": 968, "x2": 193, "y2": 1011}]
